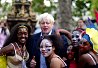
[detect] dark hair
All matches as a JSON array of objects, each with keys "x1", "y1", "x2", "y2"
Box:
[
  {"x1": 3, "y1": 23, "x2": 31, "y2": 47},
  {"x1": 38, "y1": 35, "x2": 64, "y2": 55}
]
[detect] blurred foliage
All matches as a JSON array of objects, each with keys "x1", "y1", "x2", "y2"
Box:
[
  {"x1": 0, "y1": 1, "x2": 12, "y2": 19},
  {"x1": 0, "y1": 0, "x2": 57, "y2": 19},
  {"x1": 90, "y1": 0, "x2": 98, "y2": 17},
  {"x1": 72, "y1": 0, "x2": 98, "y2": 18},
  {"x1": 91, "y1": 0, "x2": 98, "y2": 10},
  {"x1": 31, "y1": 0, "x2": 57, "y2": 14},
  {"x1": 0, "y1": 0, "x2": 98, "y2": 19},
  {"x1": 72, "y1": 0, "x2": 92, "y2": 17}
]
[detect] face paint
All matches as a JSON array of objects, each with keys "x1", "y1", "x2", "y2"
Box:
[
  {"x1": 72, "y1": 31, "x2": 81, "y2": 47},
  {"x1": 67, "y1": 45, "x2": 75, "y2": 60},
  {"x1": 47, "y1": 48, "x2": 51, "y2": 51},
  {"x1": 67, "y1": 45, "x2": 73, "y2": 53},
  {"x1": 40, "y1": 39, "x2": 53, "y2": 57}
]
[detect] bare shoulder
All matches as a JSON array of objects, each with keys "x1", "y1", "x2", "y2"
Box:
[
  {"x1": 78, "y1": 54, "x2": 89, "y2": 68},
  {"x1": 50, "y1": 58, "x2": 62, "y2": 68},
  {"x1": 51, "y1": 57, "x2": 61, "y2": 63},
  {"x1": 80, "y1": 54, "x2": 89, "y2": 59},
  {"x1": 79, "y1": 53, "x2": 93, "y2": 63}
]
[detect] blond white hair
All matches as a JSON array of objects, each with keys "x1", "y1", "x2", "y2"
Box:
[{"x1": 38, "y1": 13, "x2": 54, "y2": 24}]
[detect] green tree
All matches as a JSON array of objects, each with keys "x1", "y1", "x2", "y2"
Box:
[
  {"x1": 1, "y1": 0, "x2": 98, "y2": 29},
  {"x1": 0, "y1": 1, "x2": 12, "y2": 19},
  {"x1": 31, "y1": 0, "x2": 56, "y2": 14},
  {"x1": 72, "y1": 0, "x2": 91, "y2": 17},
  {"x1": 90, "y1": 0, "x2": 98, "y2": 17}
]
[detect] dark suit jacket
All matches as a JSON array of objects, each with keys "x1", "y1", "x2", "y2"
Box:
[{"x1": 26, "y1": 29, "x2": 68, "y2": 68}]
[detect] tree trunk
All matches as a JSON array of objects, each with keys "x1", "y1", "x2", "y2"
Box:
[{"x1": 58, "y1": 0, "x2": 72, "y2": 30}]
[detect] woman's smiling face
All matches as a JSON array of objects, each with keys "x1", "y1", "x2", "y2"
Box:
[
  {"x1": 17, "y1": 27, "x2": 28, "y2": 44},
  {"x1": 40, "y1": 39, "x2": 53, "y2": 57}
]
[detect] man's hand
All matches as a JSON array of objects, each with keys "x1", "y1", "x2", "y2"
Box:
[{"x1": 30, "y1": 56, "x2": 36, "y2": 68}]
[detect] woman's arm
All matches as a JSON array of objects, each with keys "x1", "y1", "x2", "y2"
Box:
[
  {"x1": 0, "y1": 44, "x2": 14, "y2": 55},
  {"x1": 56, "y1": 29, "x2": 72, "y2": 41}
]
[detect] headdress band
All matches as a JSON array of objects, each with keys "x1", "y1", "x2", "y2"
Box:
[{"x1": 18, "y1": 25, "x2": 27, "y2": 29}]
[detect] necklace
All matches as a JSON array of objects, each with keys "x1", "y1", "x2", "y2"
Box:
[{"x1": 15, "y1": 42, "x2": 26, "y2": 59}]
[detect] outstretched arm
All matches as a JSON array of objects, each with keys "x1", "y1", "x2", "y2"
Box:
[
  {"x1": 56, "y1": 29, "x2": 72, "y2": 41},
  {"x1": 0, "y1": 44, "x2": 14, "y2": 56}
]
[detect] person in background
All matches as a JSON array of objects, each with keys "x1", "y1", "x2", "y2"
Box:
[
  {"x1": 0, "y1": 20, "x2": 10, "y2": 49},
  {"x1": 27, "y1": 13, "x2": 69, "y2": 68},
  {"x1": 66, "y1": 45, "x2": 77, "y2": 68},
  {"x1": 76, "y1": 19, "x2": 87, "y2": 30},
  {"x1": 71, "y1": 29, "x2": 91, "y2": 63},
  {"x1": 0, "y1": 20, "x2": 10, "y2": 68},
  {"x1": 78, "y1": 38, "x2": 98, "y2": 68},
  {"x1": 71, "y1": 29, "x2": 97, "y2": 68},
  {"x1": 71, "y1": 29, "x2": 98, "y2": 68},
  {"x1": 0, "y1": 23, "x2": 31, "y2": 68},
  {"x1": 55, "y1": 28, "x2": 91, "y2": 64},
  {"x1": 39, "y1": 35, "x2": 67, "y2": 68}
]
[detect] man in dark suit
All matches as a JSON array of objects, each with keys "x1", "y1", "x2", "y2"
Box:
[{"x1": 26, "y1": 13, "x2": 68, "y2": 68}]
